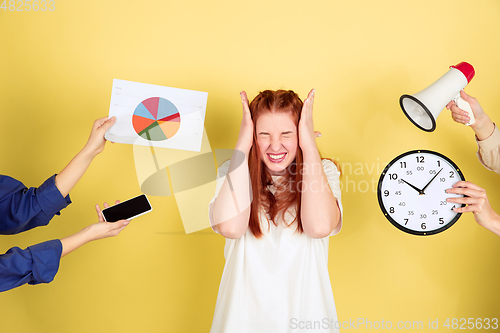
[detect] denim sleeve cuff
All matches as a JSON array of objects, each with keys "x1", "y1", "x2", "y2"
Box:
[
  {"x1": 28, "y1": 239, "x2": 62, "y2": 285},
  {"x1": 36, "y1": 175, "x2": 72, "y2": 216}
]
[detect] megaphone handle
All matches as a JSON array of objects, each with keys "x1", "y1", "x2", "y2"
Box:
[{"x1": 453, "y1": 93, "x2": 475, "y2": 126}]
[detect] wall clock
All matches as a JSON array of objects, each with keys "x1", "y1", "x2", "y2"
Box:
[{"x1": 377, "y1": 150, "x2": 466, "y2": 235}]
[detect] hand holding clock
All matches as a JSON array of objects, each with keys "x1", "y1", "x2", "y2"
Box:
[{"x1": 446, "y1": 181, "x2": 500, "y2": 237}]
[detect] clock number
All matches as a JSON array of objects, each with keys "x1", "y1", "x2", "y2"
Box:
[
  {"x1": 420, "y1": 214, "x2": 427, "y2": 219},
  {"x1": 389, "y1": 173, "x2": 398, "y2": 180},
  {"x1": 389, "y1": 207, "x2": 395, "y2": 213},
  {"x1": 421, "y1": 223, "x2": 426, "y2": 229},
  {"x1": 432, "y1": 210, "x2": 438, "y2": 215},
  {"x1": 439, "y1": 218, "x2": 444, "y2": 224},
  {"x1": 408, "y1": 211, "x2": 414, "y2": 216},
  {"x1": 439, "y1": 177, "x2": 445, "y2": 182},
  {"x1": 406, "y1": 170, "x2": 412, "y2": 175},
  {"x1": 417, "y1": 166, "x2": 424, "y2": 171},
  {"x1": 395, "y1": 191, "x2": 401, "y2": 195},
  {"x1": 429, "y1": 169, "x2": 437, "y2": 174},
  {"x1": 440, "y1": 201, "x2": 447, "y2": 206},
  {"x1": 398, "y1": 202, "x2": 406, "y2": 206},
  {"x1": 449, "y1": 171, "x2": 455, "y2": 178},
  {"x1": 416, "y1": 156, "x2": 425, "y2": 163},
  {"x1": 400, "y1": 162, "x2": 406, "y2": 168},
  {"x1": 384, "y1": 190, "x2": 389, "y2": 197},
  {"x1": 404, "y1": 218, "x2": 409, "y2": 225},
  {"x1": 437, "y1": 160, "x2": 441, "y2": 167}
]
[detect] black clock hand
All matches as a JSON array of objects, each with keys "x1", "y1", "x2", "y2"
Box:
[
  {"x1": 400, "y1": 179, "x2": 424, "y2": 194},
  {"x1": 420, "y1": 168, "x2": 443, "y2": 194}
]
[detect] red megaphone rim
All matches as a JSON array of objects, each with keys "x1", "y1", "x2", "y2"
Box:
[{"x1": 450, "y1": 62, "x2": 475, "y2": 83}]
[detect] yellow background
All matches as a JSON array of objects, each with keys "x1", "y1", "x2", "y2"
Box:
[{"x1": 1, "y1": 0, "x2": 499, "y2": 332}]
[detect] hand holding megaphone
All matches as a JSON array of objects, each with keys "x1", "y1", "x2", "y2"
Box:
[
  {"x1": 446, "y1": 90, "x2": 481, "y2": 126},
  {"x1": 447, "y1": 90, "x2": 497, "y2": 143},
  {"x1": 454, "y1": 91, "x2": 475, "y2": 126}
]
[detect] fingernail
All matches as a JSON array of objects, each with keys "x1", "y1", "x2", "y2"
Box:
[
  {"x1": 124, "y1": 221, "x2": 130, "y2": 225},
  {"x1": 317, "y1": 133, "x2": 322, "y2": 137}
]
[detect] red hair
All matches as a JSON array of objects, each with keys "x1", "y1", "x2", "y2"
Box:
[{"x1": 247, "y1": 90, "x2": 305, "y2": 238}]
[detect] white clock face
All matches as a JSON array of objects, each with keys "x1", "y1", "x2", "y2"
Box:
[{"x1": 377, "y1": 150, "x2": 465, "y2": 235}]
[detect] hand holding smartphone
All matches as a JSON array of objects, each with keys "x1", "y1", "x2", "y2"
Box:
[{"x1": 101, "y1": 194, "x2": 153, "y2": 222}]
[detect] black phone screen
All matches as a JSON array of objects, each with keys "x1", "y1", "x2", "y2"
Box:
[{"x1": 102, "y1": 194, "x2": 152, "y2": 222}]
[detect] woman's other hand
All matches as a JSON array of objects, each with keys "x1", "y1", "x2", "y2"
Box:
[
  {"x1": 298, "y1": 89, "x2": 321, "y2": 153},
  {"x1": 235, "y1": 91, "x2": 254, "y2": 155}
]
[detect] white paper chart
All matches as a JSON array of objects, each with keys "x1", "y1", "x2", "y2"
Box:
[{"x1": 105, "y1": 79, "x2": 208, "y2": 152}]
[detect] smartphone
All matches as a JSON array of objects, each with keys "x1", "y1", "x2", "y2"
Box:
[{"x1": 101, "y1": 194, "x2": 152, "y2": 222}]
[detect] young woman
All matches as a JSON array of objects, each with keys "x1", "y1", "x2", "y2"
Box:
[{"x1": 209, "y1": 89, "x2": 342, "y2": 332}]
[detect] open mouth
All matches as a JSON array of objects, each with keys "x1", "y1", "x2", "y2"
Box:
[{"x1": 267, "y1": 153, "x2": 287, "y2": 163}]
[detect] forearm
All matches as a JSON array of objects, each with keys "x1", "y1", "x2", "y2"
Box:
[
  {"x1": 212, "y1": 148, "x2": 252, "y2": 238},
  {"x1": 478, "y1": 213, "x2": 500, "y2": 237},
  {"x1": 55, "y1": 147, "x2": 96, "y2": 197},
  {"x1": 60, "y1": 226, "x2": 93, "y2": 257},
  {"x1": 472, "y1": 114, "x2": 495, "y2": 141},
  {"x1": 300, "y1": 148, "x2": 340, "y2": 238}
]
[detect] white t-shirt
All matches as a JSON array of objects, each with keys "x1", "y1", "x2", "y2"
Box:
[{"x1": 209, "y1": 159, "x2": 343, "y2": 333}]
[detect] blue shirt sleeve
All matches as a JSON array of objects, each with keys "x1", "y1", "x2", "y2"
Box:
[
  {"x1": 0, "y1": 239, "x2": 62, "y2": 292},
  {"x1": 0, "y1": 175, "x2": 71, "y2": 235}
]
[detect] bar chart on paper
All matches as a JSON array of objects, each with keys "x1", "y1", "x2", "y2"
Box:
[{"x1": 132, "y1": 97, "x2": 181, "y2": 141}]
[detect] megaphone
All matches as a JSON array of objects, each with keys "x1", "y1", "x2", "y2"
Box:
[{"x1": 400, "y1": 62, "x2": 475, "y2": 132}]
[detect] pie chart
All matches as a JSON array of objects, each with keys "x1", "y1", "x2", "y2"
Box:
[{"x1": 132, "y1": 97, "x2": 181, "y2": 141}]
